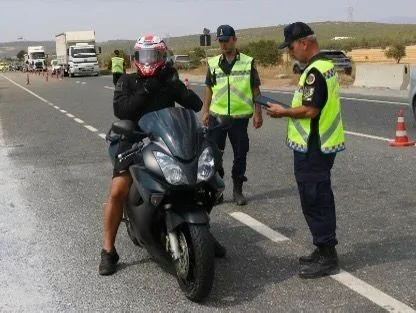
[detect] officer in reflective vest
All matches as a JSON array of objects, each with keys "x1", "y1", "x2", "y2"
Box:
[
  {"x1": 267, "y1": 22, "x2": 345, "y2": 279},
  {"x1": 111, "y1": 49, "x2": 125, "y2": 86},
  {"x1": 201, "y1": 24, "x2": 263, "y2": 206}
]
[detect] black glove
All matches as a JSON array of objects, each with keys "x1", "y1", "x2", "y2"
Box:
[
  {"x1": 143, "y1": 77, "x2": 161, "y2": 94},
  {"x1": 164, "y1": 69, "x2": 183, "y2": 90}
]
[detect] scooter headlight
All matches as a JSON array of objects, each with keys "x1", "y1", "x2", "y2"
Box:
[
  {"x1": 153, "y1": 151, "x2": 188, "y2": 185},
  {"x1": 197, "y1": 147, "x2": 215, "y2": 182}
]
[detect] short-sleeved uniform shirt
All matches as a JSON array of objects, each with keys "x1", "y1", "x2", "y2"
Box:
[{"x1": 205, "y1": 51, "x2": 261, "y2": 88}]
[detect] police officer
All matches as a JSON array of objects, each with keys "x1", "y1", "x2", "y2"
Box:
[
  {"x1": 111, "y1": 49, "x2": 125, "y2": 86},
  {"x1": 201, "y1": 24, "x2": 263, "y2": 206},
  {"x1": 266, "y1": 22, "x2": 345, "y2": 278}
]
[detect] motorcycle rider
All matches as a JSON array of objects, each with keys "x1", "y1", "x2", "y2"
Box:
[{"x1": 100, "y1": 35, "x2": 226, "y2": 276}]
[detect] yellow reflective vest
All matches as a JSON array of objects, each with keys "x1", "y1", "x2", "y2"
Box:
[
  {"x1": 111, "y1": 56, "x2": 124, "y2": 73},
  {"x1": 287, "y1": 59, "x2": 345, "y2": 153},
  {"x1": 208, "y1": 53, "x2": 253, "y2": 117}
]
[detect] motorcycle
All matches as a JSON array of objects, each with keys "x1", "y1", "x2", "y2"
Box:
[{"x1": 110, "y1": 107, "x2": 228, "y2": 302}]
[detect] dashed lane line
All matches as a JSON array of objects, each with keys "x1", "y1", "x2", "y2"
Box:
[
  {"x1": 229, "y1": 212, "x2": 289, "y2": 242},
  {"x1": 84, "y1": 125, "x2": 98, "y2": 132},
  {"x1": 1, "y1": 75, "x2": 105, "y2": 142}
]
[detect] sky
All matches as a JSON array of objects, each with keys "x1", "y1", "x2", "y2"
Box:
[{"x1": 0, "y1": 0, "x2": 415, "y2": 43}]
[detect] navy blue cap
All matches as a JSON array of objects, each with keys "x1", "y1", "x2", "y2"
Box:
[
  {"x1": 216, "y1": 25, "x2": 236, "y2": 41},
  {"x1": 278, "y1": 22, "x2": 314, "y2": 49}
]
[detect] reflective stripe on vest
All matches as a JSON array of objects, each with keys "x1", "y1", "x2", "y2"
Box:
[
  {"x1": 287, "y1": 59, "x2": 346, "y2": 153},
  {"x1": 208, "y1": 53, "x2": 253, "y2": 117},
  {"x1": 112, "y1": 56, "x2": 124, "y2": 73}
]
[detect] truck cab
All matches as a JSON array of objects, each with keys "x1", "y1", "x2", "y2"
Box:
[
  {"x1": 26, "y1": 46, "x2": 47, "y2": 72},
  {"x1": 55, "y1": 31, "x2": 100, "y2": 78},
  {"x1": 67, "y1": 43, "x2": 99, "y2": 77}
]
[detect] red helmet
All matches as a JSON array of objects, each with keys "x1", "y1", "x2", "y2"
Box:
[{"x1": 134, "y1": 35, "x2": 167, "y2": 77}]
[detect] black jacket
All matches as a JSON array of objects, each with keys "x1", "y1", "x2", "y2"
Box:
[{"x1": 113, "y1": 66, "x2": 202, "y2": 122}]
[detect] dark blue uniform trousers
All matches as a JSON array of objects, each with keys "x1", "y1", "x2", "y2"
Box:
[
  {"x1": 294, "y1": 149, "x2": 338, "y2": 246},
  {"x1": 208, "y1": 115, "x2": 249, "y2": 182}
]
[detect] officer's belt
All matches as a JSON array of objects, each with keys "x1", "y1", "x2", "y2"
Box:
[{"x1": 209, "y1": 111, "x2": 253, "y2": 119}]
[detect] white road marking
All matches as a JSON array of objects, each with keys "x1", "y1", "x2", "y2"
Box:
[
  {"x1": 1, "y1": 75, "x2": 106, "y2": 140},
  {"x1": 231, "y1": 211, "x2": 415, "y2": 313},
  {"x1": 341, "y1": 96, "x2": 408, "y2": 106},
  {"x1": 104, "y1": 86, "x2": 115, "y2": 90},
  {"x1": 81, "y1": 82, "x2": 86, "y2": 85},
  {"x1": 260, "y1": 89, "x2": 408, "y2": 106},
  {"x1": 230, "y1": 212, "x2": 289, "y2": 242},
  {"x1": 345, "y1": 130, "x2": 392, "y2": 142},
  {"x1": 331, "y1": 271, "x2": 416, "y2": 313},
  {"x1": 1, "y1": 75, "x2": 49, "y2": 103},
  {"x1": 84, "y1": 125, "x2": 98, "y2": 132}
]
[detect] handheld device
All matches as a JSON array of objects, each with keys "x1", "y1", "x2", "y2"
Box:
[{"x1": 254, "y1": 95, "x2": 291, "y2": 109}]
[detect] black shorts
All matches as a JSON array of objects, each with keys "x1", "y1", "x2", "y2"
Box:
[{"x1": 108, "y1": 137, "x2": 134, "y2": 178}]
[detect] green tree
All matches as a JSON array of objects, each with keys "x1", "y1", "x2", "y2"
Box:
[
  {"x1": 188, "y1": 47, "x2": 206, "y2": 67},
  {"x1": 240, "y1": 40, "x2": 282, "y2": 66},
  {"x1": 384, "y1": 43, "x2": 406, "y2": 63},
  {"x1": 16, "y1": 50, "x2": 26, "y2": 61}
]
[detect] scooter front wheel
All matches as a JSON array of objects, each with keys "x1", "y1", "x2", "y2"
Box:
[{"x1": 175, "y1": 224, "x2": 215, "y2": 302}]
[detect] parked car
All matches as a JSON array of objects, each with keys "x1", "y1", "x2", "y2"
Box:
[
  {"x1": 293, "y1": 49, "x2": 353, "y2": 75},
  {"x1": 409, "y1": 66, "x2": 416, "y2": 122},
  {"x1": 173, "y1": 54, "x2": 191, "y2": 69}
]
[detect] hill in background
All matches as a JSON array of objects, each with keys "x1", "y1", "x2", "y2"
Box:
[{"x1": 2, "y1": 21, "x2": 416, "y2": 59}]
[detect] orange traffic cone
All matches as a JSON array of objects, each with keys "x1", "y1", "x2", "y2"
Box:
[{"x1": 389, "y1": 110, "x2": 415, "y2": 147}]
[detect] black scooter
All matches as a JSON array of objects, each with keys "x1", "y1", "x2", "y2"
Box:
[{"x1": 111, "y1": 107, "x2": 227, "y2": 302}]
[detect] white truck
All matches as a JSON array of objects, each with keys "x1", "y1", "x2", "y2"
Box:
[
  {"x1": 55, "y1": 30, "x2": 100, "y2": 77},
  {"x1": 25, "y1": 46, "x2": 47, "y2": 72}
]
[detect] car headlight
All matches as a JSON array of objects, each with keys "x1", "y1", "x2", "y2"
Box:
[
  {"x1": 197, "y1": 147, "x2": 215, "y2": 182},
  {"x1": 153, "y1": 151, "x2": 188, "y2": 185}
]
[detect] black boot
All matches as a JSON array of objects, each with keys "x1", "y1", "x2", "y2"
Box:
[
  {"x1": 299, "y1": 246, "x2": 339, "y2": 279},
  {"x1": 99, "y1": 247, "x2": 120, "y2": 276},
  {"x1": 299, "y1": 248, "x2": 320, "y2": 264},
  {"x1": 233, "y1": 180, "x2": 247, "y2": 206}
]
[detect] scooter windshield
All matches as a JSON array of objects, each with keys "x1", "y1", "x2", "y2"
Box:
[{"x1": 138, "y1": 107, "x2": 201, "y2": 160}]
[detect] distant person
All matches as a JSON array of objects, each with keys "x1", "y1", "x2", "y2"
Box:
[
  {"x1": 266, "y1": 22, "x2": 346, "y2": 278},
  {"x1": 111, "y1": 49, "x2": 125, "y2": 86}
]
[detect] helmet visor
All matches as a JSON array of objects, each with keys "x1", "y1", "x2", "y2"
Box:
[{"x1": 134, "y1": 49, "x2": 165, "y2": 65}]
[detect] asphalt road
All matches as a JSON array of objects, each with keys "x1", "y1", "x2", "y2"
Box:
[{"x1": 0, "y1": 72, "x2": 415, "y2": 313}]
